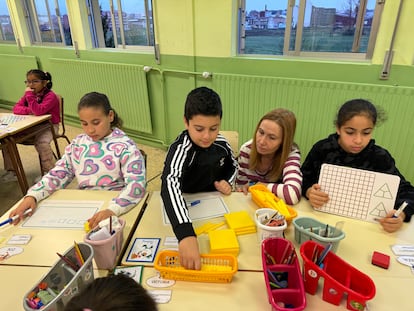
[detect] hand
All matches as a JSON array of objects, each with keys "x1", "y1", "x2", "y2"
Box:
[
  {"x1": 178, "y1": 236, "x2": 201, "y2": 270},
  {"x1": 25, "y1": 87, "x2": 33, "y2": 92},
  {"x1": 379, "y1": 210, "x2": 404, "y2": 233},
  {"x1": 214, "y1": 180, "x2": 232, "y2": 195},
  {"x1": 306, "y1": 184, "x2": 329, "y2": 208},
  {"x1": 87, "y1": 209, "x2": 116, "y2": 229},
  {"x1": 9, "y1": 196, "x2": 37, "y2": 225}
]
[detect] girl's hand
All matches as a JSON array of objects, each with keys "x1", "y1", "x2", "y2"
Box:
[
  {"x1": 379, "y1": 210, "x2": 404, "y2": 233},
  {"x1": 214, "y1": 180, "x2": 232, "y2": 195},
  {"x1": 88, "y1": 209, "x2": 116, "y2": 229},
  {"x1": 9, "y1": 196, "x2": 37, "y2": 225},
  {"x1": 306, "y1": 184, "x2": 329, "y2": 208}
]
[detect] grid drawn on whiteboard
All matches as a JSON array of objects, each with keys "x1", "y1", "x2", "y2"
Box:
[{"x1": 318, "y1": 164, "x2": 400, "y2": 222}]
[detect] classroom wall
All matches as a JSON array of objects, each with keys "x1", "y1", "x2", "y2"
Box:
[{"x1": 1, "y1": 0, "x2": 414, "y2": 181}]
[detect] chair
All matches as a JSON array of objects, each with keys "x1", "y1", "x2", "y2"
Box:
[
  {"x1": 220, "y1": 130, "x2": 239, "y2": 157},
  {"x1": 54, "y1": 95, "x2": 71, "y2": 146}
]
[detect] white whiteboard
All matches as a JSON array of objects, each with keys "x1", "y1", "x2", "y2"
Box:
[
  {"x1": 22, "y1": 200, "x2": 103, "y2": 229},
  {"x1": 318, "y1": 164, "x2": 400, "y2": 223}
]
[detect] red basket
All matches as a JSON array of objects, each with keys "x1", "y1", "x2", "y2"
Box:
[{"x1": 300, "y1": 240, "x2": 376, "y2": 310}]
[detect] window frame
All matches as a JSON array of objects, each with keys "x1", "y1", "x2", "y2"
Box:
[{"x1": 238, "y1": 0, "x2": 384, "y2": 60}]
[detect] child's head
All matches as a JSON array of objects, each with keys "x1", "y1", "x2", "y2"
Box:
[
  {"x1": 250, "y1": 108, "x2": 297, "y2": 179},
  {"x1": 64, "y1": 274, "x2": 158, "y2": 311},
  {"x1": 78, "y1": 92, "x2": 123, "y2": 141},
  {"x1": 335, "y1": 99, "x2": 386, "y2": 154},
  {"x1": 25, "y1": 69, "x2": 52, "y2": 93},
  {"x1": 183, "y1": 87, "x2": 223, "y2": 148}
]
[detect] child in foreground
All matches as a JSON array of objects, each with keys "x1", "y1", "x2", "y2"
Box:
[
  {"x1": 64, "y1": 274, "x2": 158, "y2": 311},
  {"x1": 9, "y1": 92, "x2": 146, "y2": 229},
  {"x1": 236, "y1": 108, "x2": 302, "y2": 205},
  {"x1": 161, "y1": 87, "x2": 238, "y2": 270},
  {"x1": 301, "y1": 99, "x2": 414, "y2": 232},
  {"x1": 1, "y1": 69, "x2": 60, "y2": 181}
]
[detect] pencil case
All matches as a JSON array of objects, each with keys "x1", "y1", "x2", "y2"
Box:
[
  {"x1": 154, "y1": 250, "x2": 238, "y2": 283},
  {"x1": 84, "y1": 218, "x2": 126, "y2": 270},
  {"x1": 23, "y1": 243, "x2": 94, "y2": 311},
  {"x1": 293, "y1": 217, "x2": 345, "y2": 253},
  {"x1": 249, "y1": 184, "x2": 297, "y2": 223},
  {"x1": 261, "y1": 237, "x2": 306, "y2": 311},
  {"x1": 300, "y1": 240, "x2": 376, "y2": 310}
]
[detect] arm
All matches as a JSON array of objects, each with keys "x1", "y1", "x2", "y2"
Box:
[
  {"x1": 12, "y1": 90, "x2": 32, "y2": 115},
  {"x1": 235, "y1": 142, "x2": 251, "y2": 187},
  {"x1": 269, "y1": 147, "x2": 302, "y2": 205},
  {"x1": 160, "y1": 136, "x2": 201, "y2": 269},
  {"x1": 214, "y1": 134, "x2": 238, "y2": 194}
]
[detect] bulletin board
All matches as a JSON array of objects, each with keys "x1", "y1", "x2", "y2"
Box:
[{"x1": 317, "y1": 164, "x2": 400, "y2": 223}]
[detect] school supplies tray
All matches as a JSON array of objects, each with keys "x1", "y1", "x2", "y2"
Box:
[
  {"x1": 261, "y1": 237, "x2": 306, "y2": 311},
  {"x1": 300, "y1": 240, "x2": 375, "y2": 310},
  {"x1": 249, "y1": 184, "x2": 297, "y2": 223},
  {"x1": 154, "y1": 250, "x2": 237, "y2": 283},
  {"x1": 255, "y1": 208, "x2": 287, "y2": 242},
  {"x1": 293, "y1": 217, "x2": 345, "y2": 252},
  {"x1": 23, "y1": 242, "x2": 94, "y2": 311}
]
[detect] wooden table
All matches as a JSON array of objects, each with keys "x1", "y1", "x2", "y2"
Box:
[{"x1": 0, "y1": 113, "x2": 60, "y2": 194}]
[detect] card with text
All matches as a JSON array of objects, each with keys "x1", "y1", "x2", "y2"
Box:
[{"x1": 126, "y1": 238, "x2": 160, "y2": 263}]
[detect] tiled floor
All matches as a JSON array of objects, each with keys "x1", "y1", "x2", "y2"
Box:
[{"x1": 0, "y1": 110, "x2": 166, "y2": 216}]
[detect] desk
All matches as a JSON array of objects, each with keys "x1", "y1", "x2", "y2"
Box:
[
  {"x1": 122, "y1": 191, "x2": 414, "y2": 310},
  {"x1": 0, "y1": 189, "x2": 149, "y2": 268},
  {"x1": 121, "y1": 191, "x2": 263, "y2": 270},
  {"x1": 0, "y1": 113, "x2": 60, "y2": 194}
]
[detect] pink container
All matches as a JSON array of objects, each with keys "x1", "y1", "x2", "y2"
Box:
[
  {"x1": 84, "y1": 218, "x2": 125, "y2": 269},
  {"x1": 261, "y1": 237, "x2": 306, "y2": 311}
]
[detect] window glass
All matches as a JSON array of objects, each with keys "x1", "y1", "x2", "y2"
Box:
[
  {"x1": 0, "y1": 0, "x2": 15, "y2": 42},
  {"x1": 240, "y1": 0, "x2": 379, "y2": 57},
  {"x1": 26, "y1": 0, "x2": 71, "y2": 45},
  {"x1": 97, "y1": 0, "x2": 154, "y2": 48}
]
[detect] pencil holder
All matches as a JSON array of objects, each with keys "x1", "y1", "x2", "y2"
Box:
[
  {"x1": 293, "y1": 217, "x2": 345, "y2": 252},
  {"x1": 23, "y1": 243, "x2": 94, "y2": 311},
  {"x1": 255, "y1": 208, "x2": 287, "y2": 242},
  {"x1": 84, "y1": 218, "x2": 126, "y2": 269},
  {"x1": 300, "y1": 240, "x2": 376, "y2": 310},
  {"x1": 261, "y1": 237, "x2": 306, "y2": 311}
]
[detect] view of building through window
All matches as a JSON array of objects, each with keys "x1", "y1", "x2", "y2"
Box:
[
  {"x1": 241, "y1": 0, "x2": 377, "y2": 56},
  {"x1": 99, "y1": 0, "x2": 154, "y2": 48},
  {"x1": 0, "y1": 0, "x2": 15, "y2": 41}
]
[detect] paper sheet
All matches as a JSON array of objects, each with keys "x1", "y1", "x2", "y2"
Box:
[
  {"x1": 22, "y1": 200, "x2": 103, "y2": 229},
  {"x1": 161, "y1": 192, "x2": 229, "y2": 225}
]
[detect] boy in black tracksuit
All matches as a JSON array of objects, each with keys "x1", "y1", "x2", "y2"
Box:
[{"x1": 161, "y1": 87, "x2": 237, "y2": 270}]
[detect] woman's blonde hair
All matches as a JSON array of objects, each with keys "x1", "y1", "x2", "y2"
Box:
[{"x1": 249, "y1": 108, "x2": 297, "y2": 181}]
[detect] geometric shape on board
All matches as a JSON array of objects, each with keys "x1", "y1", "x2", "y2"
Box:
[{"x1": 374, "y1": 183, "x2": 393, "y2": 199}]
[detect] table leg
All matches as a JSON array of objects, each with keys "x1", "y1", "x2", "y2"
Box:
[{"x1": 4, "y1": 136, "x2": 29, "y2": 194}]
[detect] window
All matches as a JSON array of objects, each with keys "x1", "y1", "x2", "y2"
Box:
[
  {"x1": 0, "y1": 0, "x2": 15, "y2": 42},
  {"x1": 89, "y1": 0, "x2": 154, "y2": 49},
  {"x1": 24, "y1": 0, "x2": 71, "y2": 45},
  {"x1": 239, "y1": 0, "x2": 383, "y2": 59}
]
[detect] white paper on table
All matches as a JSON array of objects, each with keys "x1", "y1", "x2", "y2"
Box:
[
  {"x1": 21, "y1": 200, "x2": 103, "y2": 229},
  {"x1": 161, "y1": 192, "x2": 229, "y2": 225}
]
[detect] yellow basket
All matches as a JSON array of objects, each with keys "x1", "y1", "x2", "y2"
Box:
[
  {"x1": 249, "y1": 184, "x2": 297, "y2": 224},
  {"x1": 154, "y1": 250, "x2": 238, "y2": 283}
]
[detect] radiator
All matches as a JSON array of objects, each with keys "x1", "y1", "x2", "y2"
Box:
[
  {"x1": 50, "y1": 58, "x2": 152, "y2": 134},
  {"x1": 213, "y1": 73, "x2": 414, "y2": 181}
]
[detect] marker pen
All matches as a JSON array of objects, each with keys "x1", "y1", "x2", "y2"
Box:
[
  {"x1": 393, "y1": 201, "x2": 408, "y2": 218},
  {"x1": 0, "y1": 208, "x2": 32, "y2": 227},
  {"x1": 186, "y1": 200, "x2": 201, "y2": 207}
]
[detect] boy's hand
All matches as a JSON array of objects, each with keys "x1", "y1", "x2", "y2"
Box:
[
  {"x1": 9, "y1": 196, "x2": 37, "y2": 225},
  {"x1": 379, "y1": 210, "x2": 404, "y2": 233},
  {"x1": 306, "y1": 184, "x2": 329, "y2": 208},
  {"x1": 178, "y1": 236, "x2": 201, "y2": 270},
  {"x1": 214, "y1": 180, "x2": 232, "y2": 195}
]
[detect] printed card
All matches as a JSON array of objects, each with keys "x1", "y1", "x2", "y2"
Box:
[
  {"x1": 114, "y1": 265, "x2": 143, "y2": 284},
  {"x1": 126, "y1": 238, "x2": 160, "y2": 263}
]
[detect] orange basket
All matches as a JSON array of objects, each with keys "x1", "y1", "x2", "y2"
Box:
[
  {"x1": 154, "y1": 250, "x2": 238, "y2": 283},
  {"x1": 249, "y1": 184, "x2": 297, "y2": 223}
]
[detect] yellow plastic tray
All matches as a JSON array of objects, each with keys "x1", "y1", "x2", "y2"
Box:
[
  {"x1": 249, "y1": 184, "x2": 297, "y2": 223},
  {"x1": 154, "y1": 250, "x2": 238, "y2": 283}
]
